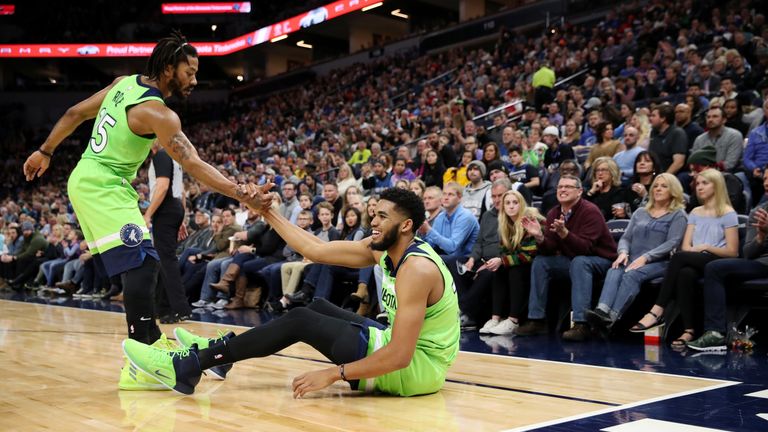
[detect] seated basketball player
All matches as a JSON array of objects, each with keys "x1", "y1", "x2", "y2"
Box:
[{"x1": 122, "y1": 187, "x2": 460, "y2": 397}]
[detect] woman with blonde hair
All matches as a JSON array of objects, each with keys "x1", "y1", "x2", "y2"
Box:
[
  {"x1": 394, "y1": 179, "x2": 410, "y2": 190},
  {"x1": 361, "y1": 195, "x2": 378, "y2": 232},
  {"x1": 631, "y1": 169, "x2": 739, "y2": 347},
  {"x1": 477, "y1": 190, "x2": 543, "y2": 335},
  {"x1": 409, "y1": 179, "x2": 426, "y2": 198},
  {"x1": 629, "y1": 112, "x2": 651, "y2": 149},
  {"x1": 587, "y1": 174, "x2": 688, "y2": 329},
  {"x1": 585, "y1": 157, "x2": 631, "y2": 220},
  {"x1": 343, "y1": 185, "x2": 361, "y2": 202},
  {"x1": 561, "y1": 119, "x2": 581, "y2": 146},
  {"x1": 335, "y1": 163, "x2": 359, "y2": 196}
]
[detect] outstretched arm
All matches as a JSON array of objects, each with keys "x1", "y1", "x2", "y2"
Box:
[
  {"x1": 135, "y1": 102, "x2": 267, "y2": 211},
  {"x1": 261, "y1": 205, "x2": 378, "y2": 268},
  {"x1": 24, "y1": 76, "x2": 125, "y2": 180}
]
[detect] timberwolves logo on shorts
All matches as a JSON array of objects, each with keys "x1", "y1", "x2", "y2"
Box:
[{"x1": 119, "y1": 223, "x2": 143, "y2": 247}]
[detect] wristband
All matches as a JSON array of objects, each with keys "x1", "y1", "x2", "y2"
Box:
[
  {"x1": 38, "y1": 148, "x2": 53, "y2": 158},
  {"x1": 339, "y1": 364, "x2": 347, "y2": 381}
]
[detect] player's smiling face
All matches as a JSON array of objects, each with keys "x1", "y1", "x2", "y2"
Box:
[{"x1": 370, "y1": 200, "x2": 405, "y2": 251}]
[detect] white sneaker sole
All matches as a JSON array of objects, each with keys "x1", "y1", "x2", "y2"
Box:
[
  {"x1": 121, "y1": 340, "x2": 190, "y2": 396},
  {"x1": 490, "y1": 328, "x2": 517, "y2": 336},
  {"x1": 687, "y1": 344, "x2": 727, "y2": 352}
]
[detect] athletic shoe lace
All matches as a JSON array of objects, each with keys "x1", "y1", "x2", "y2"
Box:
[
  {"x1": 210, "y1": 330, "x2": 230, "y2": 344},
  {"x1": 151, "y1": 345, "x2": 191, "y2": 362},
  {"x1": 155, "y1": 334, "x2": 177, "y2": 351}
]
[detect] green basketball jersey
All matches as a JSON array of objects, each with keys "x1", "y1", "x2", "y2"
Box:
[
  {"x1": 80, "y1": 74, "x2": 165, "y2": 180},
  {"x1": 361, "y1": 238, "x2": 460, "y2": 396}
]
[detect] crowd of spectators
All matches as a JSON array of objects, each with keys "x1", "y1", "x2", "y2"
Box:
[{"x1": 3, "y1": 0, "x2": 768, "y2": 349}]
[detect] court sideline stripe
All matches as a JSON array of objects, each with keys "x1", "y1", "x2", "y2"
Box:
[
  {"x1": 271, "y1": 352, "x2": 618, "y2": 407},
  {"x1": 499, "y1": 379, "x2": 741, "y2": 432},
  {"x1": 463, "y1": 350, "x2": 738, "y2": 384}
]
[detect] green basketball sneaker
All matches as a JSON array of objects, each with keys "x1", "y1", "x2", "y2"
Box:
[
  {"x1": 118, "y1": 334, "x2": 179, "y2": 391},
  {"x1": 173, "y1": 327, "x2": 235, "y2": 380},
  {"x1": 119, "y1": 360, "x2": 166, "y2": 391},
  {"x1": 152, "y1": 333, "x2": 180, "y2": 350},
  {"x1": 122, "y1": 339, "x2": 202, "y2": 395}
]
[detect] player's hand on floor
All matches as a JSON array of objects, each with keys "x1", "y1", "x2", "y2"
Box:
[{"x1": 292, "y1": 368, "x2": 338, "y2": 399}]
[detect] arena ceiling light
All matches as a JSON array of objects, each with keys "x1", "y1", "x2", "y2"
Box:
[
  {"x1": 296, "y1": 40, "x2": 313, "y2": 49},
  {"x1": 270, "y1": 35, "x2": 288, "y2": 43},
  {"x1": 390, "y1": 9, "x2": 408, "y2": 19},
  {"x1": 362, "y1": 2, "x2": 383, "y2": 12}
]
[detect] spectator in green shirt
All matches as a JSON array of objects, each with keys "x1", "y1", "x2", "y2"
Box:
[
  {"x1": 348, "y1": 141, "x2": 372, "y2": 166},
  {"x1": 532, "y1": 62, "x2": 556, "y2": 112}
]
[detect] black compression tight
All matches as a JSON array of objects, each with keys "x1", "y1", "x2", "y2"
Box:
[{"x1": 199, "y1": 299, "x2": 366, "y2": 370}]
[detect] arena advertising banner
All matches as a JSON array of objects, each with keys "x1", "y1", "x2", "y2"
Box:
[
  {"x1": 0, "y1": 0, "x2": 383, "y2": 58},
  {"x1": 161, "y1": 2, "x2": 252, "y2": 14}
]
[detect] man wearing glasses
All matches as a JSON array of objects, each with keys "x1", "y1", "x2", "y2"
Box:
[{"x1": 515, "y1": 175, "x2": 617, "y2": 341}]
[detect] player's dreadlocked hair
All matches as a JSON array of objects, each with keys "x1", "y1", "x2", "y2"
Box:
[
  {"x1": 379, "y1": 187, "x2": 425, "y2": 233},
  {"x1": 145, "y1": 30, "x2": 198, "y2": 80}
]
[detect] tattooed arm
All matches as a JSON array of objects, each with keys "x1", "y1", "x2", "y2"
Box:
[{"x1": 132, "y1": 101, "x2": 256, "y2": 206}]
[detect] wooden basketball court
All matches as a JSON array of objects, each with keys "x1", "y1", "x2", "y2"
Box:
[{"x1": 0, "y1": 300, "x2": 738, "y2": 431}]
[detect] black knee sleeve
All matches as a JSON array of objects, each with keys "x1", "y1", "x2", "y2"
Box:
[{"x1": 122, "y1": 257, "x2": 161, "y2": 344}]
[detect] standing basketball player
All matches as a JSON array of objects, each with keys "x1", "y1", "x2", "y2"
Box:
[
  {"x1": 123, "y1": 187, "x2": 460, "y2": 397},
  {"x1": 22, "y1": 31, "x2": 266, "y2": 389}
]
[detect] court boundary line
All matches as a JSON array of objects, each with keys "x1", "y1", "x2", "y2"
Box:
[
  {"x1": 499, "y1": 379, "x2": 741, "y2": 432},
  {"x1": 462, "y1": 350, "x2": 737, "y2": 384},
  {"x1": 270, "y1": 352, "x2": 619, "y2": 407}
]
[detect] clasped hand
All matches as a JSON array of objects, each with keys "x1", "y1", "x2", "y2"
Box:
[{"x1": 240, "y1": 183, "x2": 275, "y2": 213}]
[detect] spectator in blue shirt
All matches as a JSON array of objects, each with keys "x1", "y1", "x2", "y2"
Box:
[
  {"x1": 419, "y1": 181, "x2": 480, "y2": 261},
  {"x1": 743, "y1": 99, "x2": 768, "y2": 203},
  {"x1": 578, "y1": 109, "x2": 601, "y2": 147},
  {"x1": 613, "y1": 126, "x2": 644, "y2": 184},
  {"x1": 361, "y1": 158, "x2": 392, "y2": 196}
]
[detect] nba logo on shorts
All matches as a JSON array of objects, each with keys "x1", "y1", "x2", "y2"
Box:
[{"x1": 120, "y1": 223, "x2": 143, "y2": 247}]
